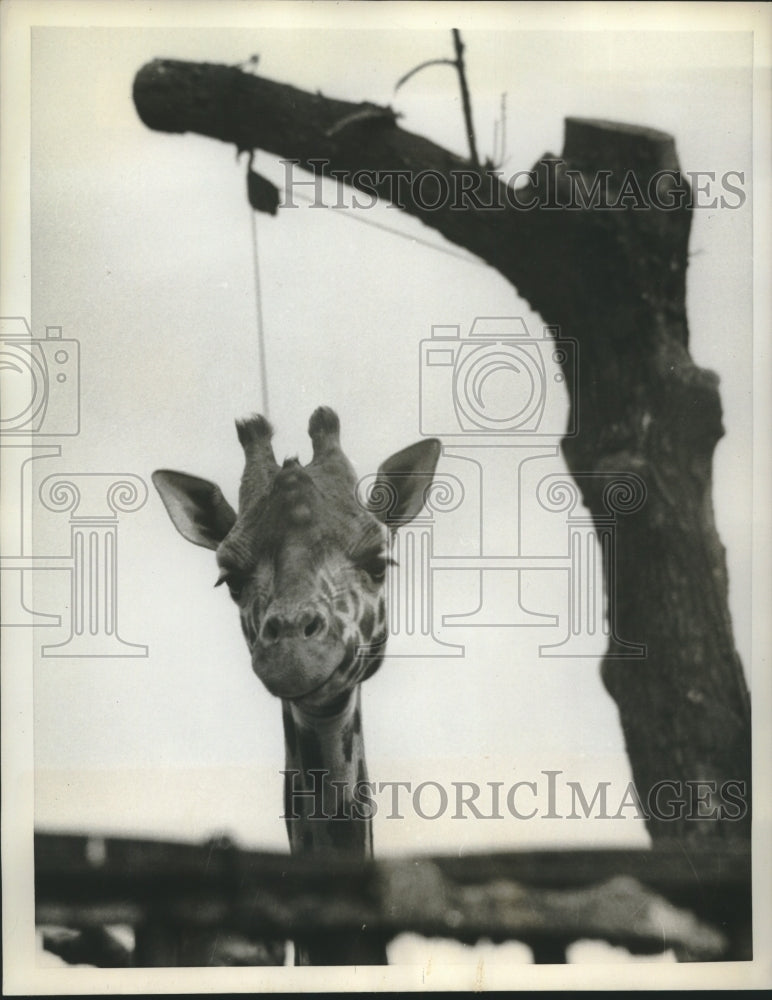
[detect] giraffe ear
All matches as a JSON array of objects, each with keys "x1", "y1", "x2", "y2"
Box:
[
  {"x1": 152, "y1": 470, "x2": 237, "y2": 550},
  {"x1": 370, "y1": 439, "x2": 441, "y2": 527}
]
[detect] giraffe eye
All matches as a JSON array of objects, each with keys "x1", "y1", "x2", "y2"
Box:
[
  {"x1": 358, "y1": 554, "x2": 394, "y2": 584},
  {"x1": 215, "y1": 569, "x2": 246, "y2": 602}
]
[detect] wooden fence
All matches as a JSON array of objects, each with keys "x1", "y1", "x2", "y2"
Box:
[{"x1": 35, "y1": 832, "x2": 751, "y2": 966}]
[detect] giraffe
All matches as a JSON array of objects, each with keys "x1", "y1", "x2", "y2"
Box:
[{"x1": 152, "y1": 406, "x2": 440, "y2": 965}]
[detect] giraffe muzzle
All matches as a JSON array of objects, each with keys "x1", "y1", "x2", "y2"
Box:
[{"x1": 252, "y1": 606, "x2": 345, "y2": 699}]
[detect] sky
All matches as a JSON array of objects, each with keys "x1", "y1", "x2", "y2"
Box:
[{"x1": 1, "y1": 0, "x2": 768, "y2": 979}]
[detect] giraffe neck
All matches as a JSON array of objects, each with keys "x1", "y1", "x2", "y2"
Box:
[
  {"x1": 282, "y1": 686, "x2": 386, "y2": 965},
  {"x1": 282, "y1": 686, "x2": 372, "y2": 857}
]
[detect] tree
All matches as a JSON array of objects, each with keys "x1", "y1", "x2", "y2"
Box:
[{"x1": 132, "y1": 56, "x2": 751, "y2": 850}]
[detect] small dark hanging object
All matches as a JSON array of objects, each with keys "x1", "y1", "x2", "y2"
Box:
[{"x1": 246, "y1": 152, "x2": 279, "y2": 215}]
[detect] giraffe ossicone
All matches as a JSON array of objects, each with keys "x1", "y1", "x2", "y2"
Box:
[{"x1": 152, "y1": 406, "x2": 440, "y2": 964}]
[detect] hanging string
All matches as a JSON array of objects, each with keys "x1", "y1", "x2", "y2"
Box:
[
  {"x1": 245, "y1": 151, "x2": 489, "y2": 423},
  {"x1": 287, "y1": 186, "x2": 486, "y2": 268},
  {"x1": 248, "y1": 151, "x2": 271, "y2": 420}
]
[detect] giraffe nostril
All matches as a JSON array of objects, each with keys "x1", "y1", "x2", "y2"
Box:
[
  {"x1": 260, "y1": 610, "x2": 327, "y2": 644},
  {"x1": 261, "y1": 615, "x2": 283, "y2": 644},
  {"x1": 303, "y1": 613, "x2": 327, "y2": 640}
]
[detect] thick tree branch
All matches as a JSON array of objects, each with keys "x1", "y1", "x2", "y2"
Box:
[
  {"x1": 132, "y1": 61, "x2": 690, "y2": 339},
  {"x1": 133, "y1": 59, "x2": 521, "y2": 279}
]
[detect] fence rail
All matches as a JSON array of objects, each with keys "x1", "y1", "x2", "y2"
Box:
[{"x1": 35, "y1": 831, "x2": 751, "y2": 966}]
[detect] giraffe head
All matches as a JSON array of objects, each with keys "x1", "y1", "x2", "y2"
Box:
[{"x1": 153, "y1": 407, "x2": 440, "y2": 711}]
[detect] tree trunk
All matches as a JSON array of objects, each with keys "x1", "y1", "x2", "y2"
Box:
[{"x1": 132, "y1": 60, "x2": 751, "y2": 845}]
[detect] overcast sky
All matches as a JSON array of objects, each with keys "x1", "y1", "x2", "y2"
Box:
[{"x1": 11, "y1": 4, "x2": 757, "y2": 866}]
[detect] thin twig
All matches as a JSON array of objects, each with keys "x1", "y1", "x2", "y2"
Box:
[
  {"x1": 500, "y1": 91, "x2": 507, "y2": 166},
  {"x1": 394, "y1": 58, "x2": 456, "y2": 93},
  {"x1": 452, "y1": 28, "x2": 479, "y2": 168}
]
